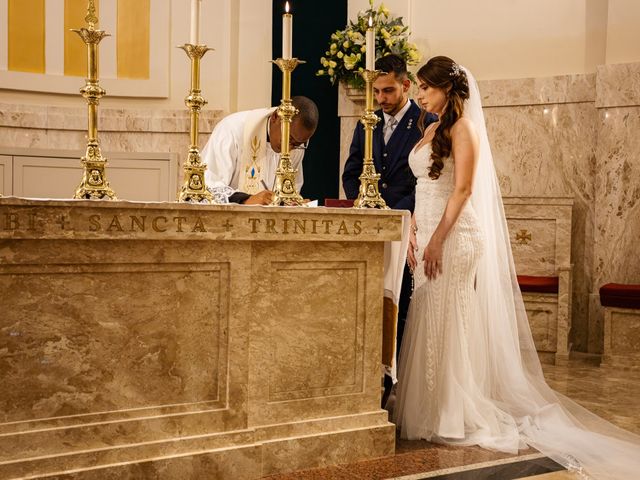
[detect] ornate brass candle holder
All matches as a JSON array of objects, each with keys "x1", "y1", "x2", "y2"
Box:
[
  {"x1": 270, "y1": 58, "x2": 305, "y2": 207},
  {"x1": 354, "y1": 69, "x2": 388, "y2": 209},
  {"x1": 177, "y1": 44, "x2": 215, "y2": 203},
  {"x1": 72, "y1": 0, "x2": 116, "y2": 200}
]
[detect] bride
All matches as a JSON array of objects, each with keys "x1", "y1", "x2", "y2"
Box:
[{"x1": 393, "y1": 55, "x2": 640, "y2": 479}]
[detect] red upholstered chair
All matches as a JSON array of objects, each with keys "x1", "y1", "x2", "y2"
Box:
[
  {"x1": 503, "y1": 196, "x2": 574, "y2": 366},
  {"x1": 324, "y1": 198, "x2": 354, "y2": 208},
  {"x1": 517, "y1": 275, "x2": 560, "y2": 294},
  {"x1": 599, "y1": 283, "x2": 640, "y2": 309}
]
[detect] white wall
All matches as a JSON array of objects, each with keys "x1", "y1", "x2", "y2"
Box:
[
  {"x1": 0, "y1": 0, "x2": 272, "y2": 113},
  {"x1": 349, "y1": 0, "x2": 640, "y2": 80},
  {"x1": 605, "y1": 0, "x2": 640, "y2": 64}
]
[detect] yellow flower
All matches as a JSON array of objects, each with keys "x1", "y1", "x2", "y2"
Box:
[
  {"x1": 317, "y1": 69, "x2": 325, "y2": 75},
  {"x1": 328, "y1": 60, "x2": 337, "y2": 68},
  {"x1": 408, "y1": 49, "x2": 419, "y2": 62},
  {"x1": 361, "y1": 45, "x2": 366, "y2": 53},
  {"x1": 343, "y1": 53, "x2": 359, "y2": 70},
  {"x1": 379, "y1": 4, "x2": 390, "y2": 16},
  {"x1": 337, "y1": 51, "x2": 344, "y2": 58},
  {"x1": 321, "y1": 57, "x2": 328, "y2": 67},
  {"x1": 343, "y1": 40, "x2": 350, "y2": 49},
  {"x1": 328, "y1": 68, "x2": 335, "y2": 76},
  {"x1": 385, "y1": 38, "x2": 394, "y2": 47},
  {"x1": 330, "y1": 43, "x2": 337, "y2": 50},
  {"x1": 380, "y1": 28, "x2": 391, "y2": 39}
]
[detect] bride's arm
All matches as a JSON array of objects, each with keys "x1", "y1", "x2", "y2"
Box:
[{"x1": 423, "y1": 118, "x2": 479, "y2": 279}]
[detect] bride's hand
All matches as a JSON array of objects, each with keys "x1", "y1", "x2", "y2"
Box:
[
  {"x1": 407, "y1": 227, "x2": 418, "y2": 272},
  {"x1": 422, "y1": 238, "x2": 443, "y2": 280}
]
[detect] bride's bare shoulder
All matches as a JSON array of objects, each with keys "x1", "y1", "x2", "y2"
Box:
[{"x1": 451, "y1": 117, "x2": 478, "y2": 142}]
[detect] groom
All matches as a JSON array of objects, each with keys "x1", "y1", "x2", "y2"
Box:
[{"x1": 342, "y1": 54, "x2": 437, "y2": 407}]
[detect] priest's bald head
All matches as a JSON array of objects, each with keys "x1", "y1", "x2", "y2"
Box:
[{"x1": 268, "y1": 96, "x2": 319, "y2": 153}]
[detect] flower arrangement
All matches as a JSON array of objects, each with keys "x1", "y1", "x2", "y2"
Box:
[{"x1": 316, "y1": 1, "x2": 421, "y2": 90}]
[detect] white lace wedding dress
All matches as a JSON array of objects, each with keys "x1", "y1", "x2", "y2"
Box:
[
  {"x1": 392, "y1": 66, "x2": 640, "y2": 479},
  {"x1": 394, "y1": 144, "x2": 523, "y2": 452}
]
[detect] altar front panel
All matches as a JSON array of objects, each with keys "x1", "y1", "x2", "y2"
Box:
[{"x1": 0, "y1": 198, "x2": 402, "y2": 479}]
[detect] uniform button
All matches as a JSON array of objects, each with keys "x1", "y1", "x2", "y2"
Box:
[
  {"x1": 383, "y1": 153, "x2": 388, "y2": 157},
  {"x1": 382, "y1": 183, "x2": 388, "y2": 189},
  {"x1": 382, "y1": 166, "x2": 386, "y2": 170}
]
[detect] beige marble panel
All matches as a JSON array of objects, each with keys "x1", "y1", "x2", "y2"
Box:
[
  {"x1": 522, "y1": 293, "x2": 558, "y2": 353},
  {"x1": 268, "y1": 261, "x2": 365, "y2": 401},
  {"x1": 0, "y1": 261, "x2": 229, "y2": 422},
  {"x1": 486, "y1": 103, "x2": 596, "y2": 352},
  {"x1": 0, "y1": 103, "x2": 223, "y2": 192},
  {"x1": 0, "y1": 103, "x2": 223, "y2": 133},
  {"x1": 479, "y1": 73, "x2": 596, "y2": 107},
  {"x1": 596, "y1": 62, "x2": 640, "y2": 108},
  {"x1": 507, "y1": 217, "x2": 558, "y2": 276},
  {"x1": 248, "y1": 241, "x2": 384, "y2": 427},
  {"x1": 603, "y1": 307, "x2": 640, "y2": 368},
  {"x1": 593, "y1": 106, "x2": 640, "y2": 285}
]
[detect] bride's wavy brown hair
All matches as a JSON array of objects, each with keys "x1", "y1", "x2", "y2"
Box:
[{"x1": 417, "y1": 56, "x2": 470, "y2": 180}]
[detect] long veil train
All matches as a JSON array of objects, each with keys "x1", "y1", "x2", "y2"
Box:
[{"x1": 458, "y1": 66, "x2": 640, "y2": 479}]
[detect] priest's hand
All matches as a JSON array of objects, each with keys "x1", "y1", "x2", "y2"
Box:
[{"x1": 244, "y1": 190, "x2": 273, "y2": 205}]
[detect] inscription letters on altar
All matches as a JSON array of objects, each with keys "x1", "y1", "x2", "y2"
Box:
[
  {"x1": 247, "y1": 217, "x2": 363, "y2": 235},
  {"x1": 2, "y1": 211, "x2": 370, "y2": 236}
]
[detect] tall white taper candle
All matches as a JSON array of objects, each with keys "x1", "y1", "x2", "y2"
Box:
[
  {"x1": 366, "y1": 15, "x2": 375, "y2": 70},
  {"x1": 190, "y1": 0, "x2": 201, "y2": 45},
  {"x1": 283, "y1": 2, "x2": 292, "y2": 59}
]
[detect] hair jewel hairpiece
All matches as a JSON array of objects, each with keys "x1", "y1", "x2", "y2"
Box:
[{"x1": 450, "y1": 63, "x2": 462, "y2": 77}]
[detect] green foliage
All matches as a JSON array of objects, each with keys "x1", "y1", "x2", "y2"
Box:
[{"x1": 316, "y1": 2, "x2": 421, "y2": 89}]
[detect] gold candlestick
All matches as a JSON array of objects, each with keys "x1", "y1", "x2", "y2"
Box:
[
  {"x1": 271, "y1": 58, "x2": 305, "y2": 207},
  {"x1": 72, "y1": 0, "x2": 116, "y2": 200},
  {"x1": 354, "y1": 69, "x2": 388, "y2": 209},
  {"x1": 177, "y1": 44, "x2": 215, "y2": 203}
]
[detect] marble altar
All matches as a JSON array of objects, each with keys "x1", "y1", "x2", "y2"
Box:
[{"x1": 0, "y1": 198, "x2": 405, "y2": 479}]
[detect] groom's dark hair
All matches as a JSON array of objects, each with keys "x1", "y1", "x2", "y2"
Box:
[{"x1": 375, "y1": 54, "x2": 408, "y2": 80}]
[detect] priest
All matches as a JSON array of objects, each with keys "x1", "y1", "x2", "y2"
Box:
[{"x1": 201, "y1": 96, "x2": 319, "y2": 204}]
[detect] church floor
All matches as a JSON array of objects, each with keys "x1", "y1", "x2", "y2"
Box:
[{"x1": 262, "y1": 356, "x2": 640, "y2": 480}]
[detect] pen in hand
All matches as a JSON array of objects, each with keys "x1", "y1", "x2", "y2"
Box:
[{"x1": 260, "y1": 179, "x2": 271, "y2": 191}]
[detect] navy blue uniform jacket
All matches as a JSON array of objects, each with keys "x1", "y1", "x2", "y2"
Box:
[{"x1": 342, "y1": 100, "x2": 438, "y2": 212}]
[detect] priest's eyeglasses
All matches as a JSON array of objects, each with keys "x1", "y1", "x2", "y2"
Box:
[{"x1": 291, "y1": 139, "x2": 309, "y2": 150}]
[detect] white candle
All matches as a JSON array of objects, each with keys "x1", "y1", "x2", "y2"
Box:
[
  {"x1": 366, "y1": 16, "x2": 375, "y2": 70},
  {"x1": 283, "y1": 2, "x2": 293, "y2": 59},
  {"x1": 190, "y1": 0, "x2": 201, "y2": 45}
]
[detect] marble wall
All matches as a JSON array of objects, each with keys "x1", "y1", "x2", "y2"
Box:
[
  {"x1": 338, "y1": 62, "x2": 640, "y2": 355},
  {"x1": 480, "y1": 75, "x2": 598, "y2": 353},
  {"x1": 0, "y1": 102, "x2": 223, "y2": 189},
  {"x1": 477, "y1": 65, "x2": 640, "y2": 354}
]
